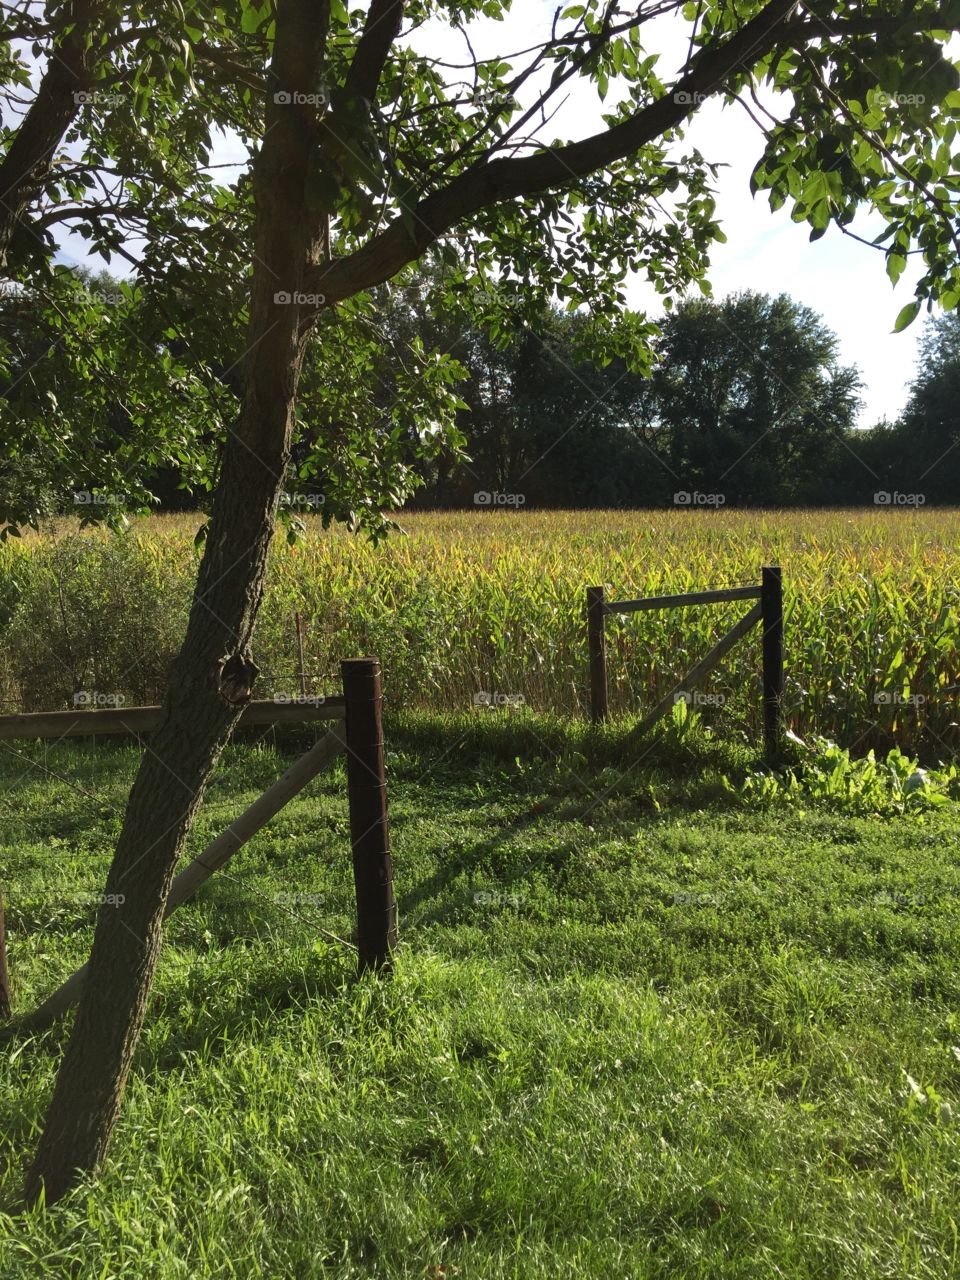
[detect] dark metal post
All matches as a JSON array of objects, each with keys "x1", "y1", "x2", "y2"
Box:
[
  {"x1": 587, "y1": 586, "x2": 608, "y2": 724},
  {"x1": 761, "y1": 566, "x2": 784, "y2": 761},
  {"x1": 341, "y1": 658, "x2": 396, "y2": 972},
  {"x1": 0, "y1": 890, "x2": 10, "y2": 1020}
]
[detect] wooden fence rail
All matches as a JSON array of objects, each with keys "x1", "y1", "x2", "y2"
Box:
[
  {"x1": 587, "y1": 567, "x2": 784, "y2": 758},
  {"x1": 605, "y1": 585, "x2": 762, "y2": 614},
  {"x1": 1, "y1": 658, "x2": 394, "y2": 1029},
  {"x1": 0, "y1": 697, "x2": 346, "y2": 740}
]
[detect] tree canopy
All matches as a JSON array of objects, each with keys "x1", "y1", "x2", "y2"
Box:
[
  {"x1": 3, "y1": 0, "x2": 960, "y2": 1207},
  {"x1": 863, "y1": 309, "x2": 960, "y2": 498},
  {"x1": 2, "y1": 0, "x2": 959, "y2": 537}
]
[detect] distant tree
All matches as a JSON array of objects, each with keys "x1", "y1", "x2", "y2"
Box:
[
  {"x1": 891, "y1": 311, "x2": 960, "y2": 500},
  {"x1": 406, "y1": 305, "x2": 660, "y2": 507},
  {"x1": 631, "y1": 292, "x2": 863, "y2": 503},
  {"x1": 353, "y1": 276, "x2": 658, "y2": 508},
  {"x1": 405, "y1": 290, "x2": 865, "y2": 511}
]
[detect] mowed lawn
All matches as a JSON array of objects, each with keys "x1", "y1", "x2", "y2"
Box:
[{"x1": 1, "y1": 713, "x2": 959, "y2": 1279}]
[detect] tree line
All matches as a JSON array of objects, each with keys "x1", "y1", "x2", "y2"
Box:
[
  {"x1": 3, "y1": 272, "x2": 957, "y2": 513},
  {"x1": 394, "y1": 283, "x2": 960, "y2": 509}
]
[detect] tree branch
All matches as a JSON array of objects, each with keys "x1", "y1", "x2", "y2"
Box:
[
  {"x1": 343, "y1": 0, "x2": 405, "y2": 102},
  {"x1": 194, "y1": 42, "x2": 267, "y2": 94},
  {"x1": 0, "y1": 0, "x2": 103, "y2": 269},
  {"x1": 309, "y1": 0, "x2": 799, "y2": 305}
]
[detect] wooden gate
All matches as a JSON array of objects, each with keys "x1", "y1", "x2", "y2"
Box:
[{"x1": 586, "y1": 566, "x2": 784, "y2": 757}]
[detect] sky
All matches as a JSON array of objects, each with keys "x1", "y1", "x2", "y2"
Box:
[
  {"x1": 408, "y1": 1, "x2": 943, "y2": 429},
  {"x1": 48, "y1": 0, "x2": 955, "y2": 429}
]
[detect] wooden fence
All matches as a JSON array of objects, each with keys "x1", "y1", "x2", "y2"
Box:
[
  {"x1": 587, "y1": 566, "x2": 784, "y2": 757},
  {"x1": 0, "y1": 657, "x2": 395, "y2": 1029}
]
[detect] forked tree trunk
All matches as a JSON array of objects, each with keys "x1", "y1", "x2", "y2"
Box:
[{"x1": 24, "y1": 0, "x2": 329, "y2": 1206}]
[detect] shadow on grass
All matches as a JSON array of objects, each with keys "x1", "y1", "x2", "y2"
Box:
[{"x1": 385, "y1": 710, "x2": 783, "y2": 930}]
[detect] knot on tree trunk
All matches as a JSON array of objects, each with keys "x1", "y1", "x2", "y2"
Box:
[{"x1": 209, "y1": 652, "x2": 260, "y2": 706}]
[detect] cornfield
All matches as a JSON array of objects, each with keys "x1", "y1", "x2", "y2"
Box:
[{"x1": 1, "y1": 508, "x2": 957, "y2": 751}]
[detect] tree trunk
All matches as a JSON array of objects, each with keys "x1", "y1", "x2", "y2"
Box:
[
  {"x1": 24, "y1": 0, "x2": 329, "y2": 1206},
  {"x1": 0, "y1": 0, "x2": 100, "y2": 268}
]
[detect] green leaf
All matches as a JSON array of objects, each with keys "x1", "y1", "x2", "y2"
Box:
[
  {"x1": 886, "y1": 252, "x2": 907, "y2": 285},
  {"x1": 240, "y1": 3, "x2": 262, "y2": 35},
  {"x1": 893, "y1": 300, "x2": 921, "y2": 332}
]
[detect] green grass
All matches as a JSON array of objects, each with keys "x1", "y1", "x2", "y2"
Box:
[{"x1": 1, "y1": 714, "x2": 960, "y2": 1278}]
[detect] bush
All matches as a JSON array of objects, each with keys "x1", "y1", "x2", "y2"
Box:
[{"x1": 2, "y1": 533, "x2": 192, "y2": 709}]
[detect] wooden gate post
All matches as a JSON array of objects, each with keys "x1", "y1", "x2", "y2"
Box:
[
  {"x1": 341, "y1": 658, "x2": 396, "y2": 972},
  {"x1": 761, "y1": 566, "x2": 784, "y2": 761},
  {"x1": 586, "y1": 586, "x2": 608, "y2": 724},
  {"x1": 0, "y1": 890, "x2": 11, "y2": 1020}
]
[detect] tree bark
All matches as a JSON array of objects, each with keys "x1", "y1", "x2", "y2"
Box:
[
  {"x1": 0, "y1": 0, "x2": 101, "y2": 268},
  {"x1": 23, "y1": 0, "x2": 329, "y2": 1206}
]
